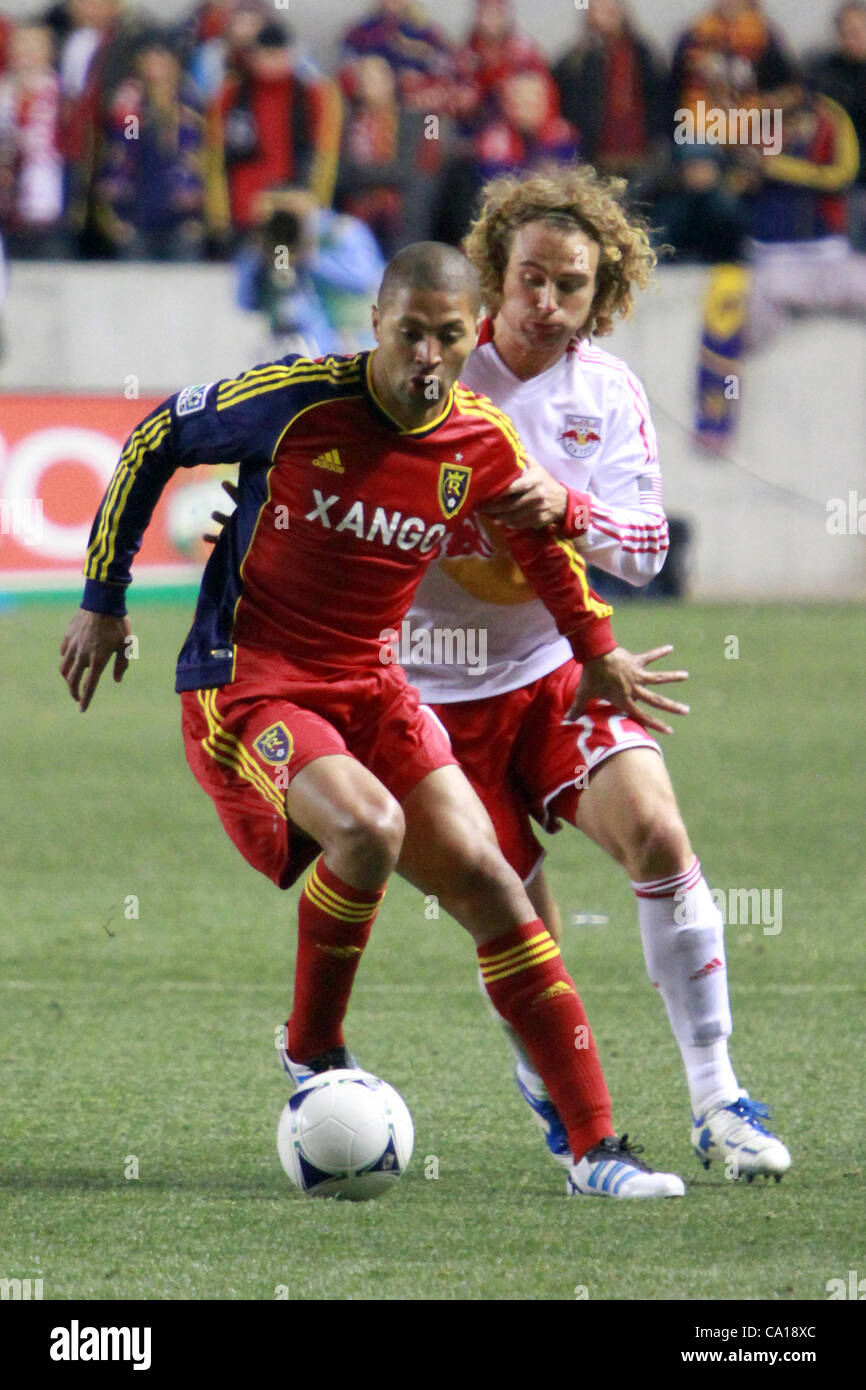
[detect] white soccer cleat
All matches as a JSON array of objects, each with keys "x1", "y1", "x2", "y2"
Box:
[
  {"x1": 567, "y1": 1135, "x2": 686, "y2": 1199},
  {"x1": 277, "y1": 1025, "x2": 359, "y2": 1092},
  {"x1": 691, "y1": 1091, "x2": 791, "y2": 1181}
]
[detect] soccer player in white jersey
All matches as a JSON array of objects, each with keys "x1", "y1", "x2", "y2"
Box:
[{"x1": 405, "y1": 166, "x2": 791, "y2": 1182}]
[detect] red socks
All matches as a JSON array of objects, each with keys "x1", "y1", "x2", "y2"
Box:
[
  {"x1": 287, "y1": 858, "x2": 384, "y2": 1062},
  {"x1": 289, "y1": 878, "x2": 609, "y2": 1163},
  {"x1": 478, "y1": 920, "x2": 612, "y2": 1161}
]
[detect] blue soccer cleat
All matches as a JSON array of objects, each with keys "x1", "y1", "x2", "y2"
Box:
[{"x1": 514, "y1": 1064, "x2": 574, "y2": 1170}]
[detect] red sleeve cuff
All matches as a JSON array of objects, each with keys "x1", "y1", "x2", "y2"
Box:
[
  {"x1": 566, "y1": 616, "x2": 616, "y2": 664},
  {"x1": 562, "y1": 488, "x2": 592, "y2": 538}
]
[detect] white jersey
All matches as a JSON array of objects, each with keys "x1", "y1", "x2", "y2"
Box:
[{"x1": 406, "y1": 325, "x2": 668, "y2": 702}]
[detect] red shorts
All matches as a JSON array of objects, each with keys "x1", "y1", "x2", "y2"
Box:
[
  {"x1": 432, "y1": 659, "x2": 660, "y2": 882},
  {"x1": 181, "y1": 646, "x2": 457, "y2": 889}
]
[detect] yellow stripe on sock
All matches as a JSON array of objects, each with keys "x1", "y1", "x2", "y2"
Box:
[
  {"x1": 480, "y1": 929, "x2": 552, "y2": 967},
  {"x1": 305, "y1": 879, "x2": 378, "y2": 923},
  {"x1": 304, "y1": 865, "x2": 383, "y2": 922},
  {"x1": 481, "y1": 941, "x2": 562, "y2": 984}
]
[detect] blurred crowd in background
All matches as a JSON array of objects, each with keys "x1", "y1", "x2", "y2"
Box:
[{"x1": 0, "y1": 0, "x2": 865, "y2": 347}]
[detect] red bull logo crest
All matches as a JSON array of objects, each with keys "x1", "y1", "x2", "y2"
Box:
[{"x1": 560, "y1": 415, "x2": 603, "y2": 460}]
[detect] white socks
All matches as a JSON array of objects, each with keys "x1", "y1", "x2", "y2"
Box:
[{"x1": 633, "y1": 857, "x2": 739, "y2": 1117}]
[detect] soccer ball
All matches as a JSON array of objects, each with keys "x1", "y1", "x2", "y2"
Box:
[{"x1": 277, "y1": 1070, "x2": 414, "y2": 1200}]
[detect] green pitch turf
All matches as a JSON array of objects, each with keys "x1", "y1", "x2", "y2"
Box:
[{"x1": 1, "y1": 598, "x2": 863, "y2": 1301}]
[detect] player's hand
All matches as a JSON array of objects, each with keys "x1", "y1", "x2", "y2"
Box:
[
  {"x1": 568, "y1": 645, "x2": 689, "y2": 736},
  {"x1": 481, "y1": 459, "x2": 568, "y2": 530},
  {"x1": 203, "y1": 479, "x2": 239, "y2": 545},
  {"x1": 60, "y1": 610, "x2": 131, "y2": 712}
]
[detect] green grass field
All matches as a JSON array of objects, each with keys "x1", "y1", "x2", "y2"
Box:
[{"x1": 1, "y1": 597, "x2": 863, "y2": 1302}]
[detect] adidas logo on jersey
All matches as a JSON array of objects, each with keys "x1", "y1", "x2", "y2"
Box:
[
  {"x1": 305, "y1": 488, "x2": 447, "y2": 555},
  {"x1": 312, "y1": 449, "x2": 344, "y2": 473}
]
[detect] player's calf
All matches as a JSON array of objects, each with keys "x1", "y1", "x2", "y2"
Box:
[
  {"x1": 286, "y1": 855, "x2": 387, "y2": 1063},
  {"x1": 398, "y1": 768, "x2": 616, "y2": 1161},
  {"x1": 398, "y1": 765, "x2": 531, "y2": 944},
  {"x1": 282, "y1": 758, "x2": 402, "y2": 1063}
]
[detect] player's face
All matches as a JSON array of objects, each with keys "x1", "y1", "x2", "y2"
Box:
[
  {"x1": 496, "y1": 222, "x2": 600, "y2": 368},
  {"x1": 371, "y1": 287, "x2": 479, "y2": 426}
]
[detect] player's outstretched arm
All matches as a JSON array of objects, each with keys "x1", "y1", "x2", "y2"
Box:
[
  {"x1": 571, "y1": 644, "x2": 689, "y2": 737},
  {"x1": 65, "y1": 360, "x2": 308, "y2": 710},
  {"x1": 503, "y1": 522, "x2": 688, "y2": 734},
  {"x1": 60, "y1": 610, "x2": 131, "y2": 712},
  {"x1": 486, "y1": 441, "x2": 685, "y2": 729}
]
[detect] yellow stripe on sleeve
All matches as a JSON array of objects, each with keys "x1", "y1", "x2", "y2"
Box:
[
  {"x1": 217, "y1": 357, "x2": 361, "y2": 412},
  {"x1": 554, "y1": 536, "x2": 613, "y2": 620},
  {"x1": 86, "y1": 410, "x2": 172, "y2": 579}
]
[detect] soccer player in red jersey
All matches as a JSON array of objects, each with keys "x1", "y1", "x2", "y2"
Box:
[{"x1": 60, "y1": 241, "x2": 689, "y2": 1197}]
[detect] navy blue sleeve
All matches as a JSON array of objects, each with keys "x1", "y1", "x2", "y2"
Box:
[{"x1": 81, "y1": 358, "x2": 307, "y2": 615}]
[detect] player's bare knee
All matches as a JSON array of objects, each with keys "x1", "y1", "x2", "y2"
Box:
[
  {"x1": 329, "y1": 796, "x2": 405, "y2": 878},
  {"x1": 628, "y1": 805, "x2": 692, "y2": 881}
]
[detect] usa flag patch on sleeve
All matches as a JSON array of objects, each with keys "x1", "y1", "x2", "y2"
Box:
[
  {"x1": 638, "y1": 474, "x2": 664, "y2": 505},
  {"x1": 176, "y1": 383, "x2": 214, "y2": 417}
]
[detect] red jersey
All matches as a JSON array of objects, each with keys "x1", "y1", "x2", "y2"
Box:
[{"x1": 81, "y1": 352, "x2": 614, "y2": 690}]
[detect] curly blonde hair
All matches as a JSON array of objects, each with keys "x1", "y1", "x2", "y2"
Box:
[{"x1": 463, "y1": 163, "x2": 656, "y2": 338}]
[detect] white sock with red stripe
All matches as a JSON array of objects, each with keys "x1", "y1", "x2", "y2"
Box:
[{"x1": 632, "y1": 856, "x2": 739, "y2": 1116}]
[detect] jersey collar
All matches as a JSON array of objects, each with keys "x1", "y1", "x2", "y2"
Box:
[
  {"x1": 363, "y1": 352, "x2": 455, "y2": 437},
  {"x1": 476, "y1": 316, "x2": 585, "y2": 385}
]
